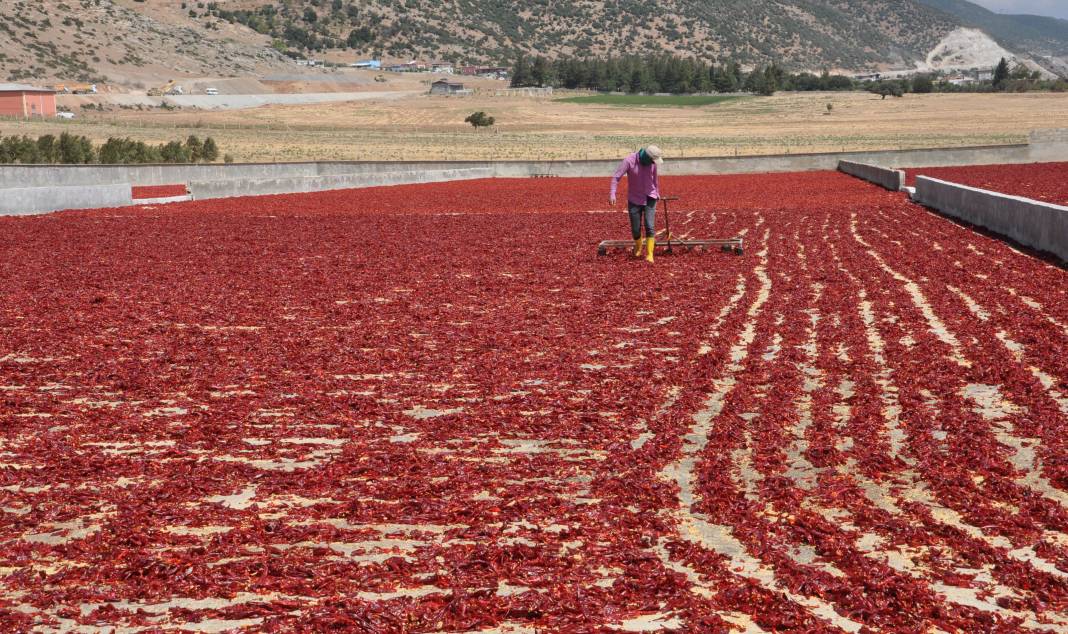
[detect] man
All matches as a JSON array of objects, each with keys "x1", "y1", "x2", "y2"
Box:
[{"x1": 609, "y1": 145, "x2": 663, "y2": 263}]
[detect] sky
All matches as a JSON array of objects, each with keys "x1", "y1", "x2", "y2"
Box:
[{"x1": 969, "y1": 0, "x2": 1068, "y2": 20}]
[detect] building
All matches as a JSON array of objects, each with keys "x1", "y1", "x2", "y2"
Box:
[
  {"x1": 430, "y1": 79, "x2": 470, "y2": 96},
  {"x1": 431, "y1": 62, "x2": 454, "y2": 74},
  {"x1": 459, "y1": 66, "x2": 509, "y2": 78},
  {"x1": 0, "y1": 84, "x2": 57, "y2": 118},
  {"x1": 478, "y1": 66, "x2": 509, "y2": 77},
  {"x1": 350, "y1": 60, "x2": 381, "y2": 69},
  {"x1": 387, "y1": 61, "x2": 426, "y2": 73}
]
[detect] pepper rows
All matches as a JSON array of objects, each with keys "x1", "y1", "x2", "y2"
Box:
[
  {"x1": 904, "y1": 162, "x2": 1068, "y2": 206},
  {"x1": 131, "y1": 185, "x2": 190, "y2": 200},
  {"x1": 0, "y1": 173, "x2": 1065, "y2": 632}
]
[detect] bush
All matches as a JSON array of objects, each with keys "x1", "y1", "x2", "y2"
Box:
[
  {"x1": 160, "y1": 141, "x2": 189, "y2": 163},
  {"x1": 465, "y1": 111, "x2": 495, "y2": 128},
  {"x1": 868, "y1": 80, "x2": 904, "y2": 99},
  {"x1": 202, "y1": 137, "x2": 219, "y2": 162},
  {"x1": 912, "y1": 75, "x2": 934, "y2": 94},
  {"x1": 185, "y1": 135, "x2": 203, "y2": 161}
]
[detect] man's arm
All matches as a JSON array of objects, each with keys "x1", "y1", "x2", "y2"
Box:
[{"x1": 609, "y1": 155, "x2": 632, "y2": 204}]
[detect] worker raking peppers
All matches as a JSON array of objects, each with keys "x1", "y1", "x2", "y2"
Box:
[{"x1": 609, "y1": 145, "x2": 663, "y2": 263}]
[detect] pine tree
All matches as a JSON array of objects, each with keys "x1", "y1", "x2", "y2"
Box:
[
  {"x1": 185, "y1": 135, "x2": 203, "y2": 162},
  {"x1": 993, "y1": 58, "x2": 1010, "y2": 90},
  {"x1": 201, "y1": 137, "x2": 219, "y2": 162},
  {"x1": 510, "y1": 55, "x2": 533, "y2": 88},
  {"x1": 531, "y1": 57, "x2": 551, "y2": 87}
]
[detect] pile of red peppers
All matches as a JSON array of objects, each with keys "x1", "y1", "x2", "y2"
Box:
[{"x1": 0, "y1": 171, "x2": 1066, "y2": 632}]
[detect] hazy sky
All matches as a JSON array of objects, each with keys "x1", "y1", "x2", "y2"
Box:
[{"x1": 969, "y1": 0, "x2": 1068, "y2": 19}]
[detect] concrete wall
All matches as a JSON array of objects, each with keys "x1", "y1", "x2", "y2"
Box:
[
  {"x1": 188, "y1": 167, "x2": 494, "y2": 200},
  {"x1": 0, "y1": 142, "x2": 1046, "y2": 190},
  {"x1": 1029, "y1": 128, "x2": 1068, "y2": 163},
  {"x1": 914, "y1": 176, "x2": 1068, "y2": 262},
  {"x1": 2, "y1": 134, "x2": 1067, "y2": 215},
  {"x1": 0, "y1": 183, "x2": 131, "y2": 216},
  {"x1": 837, "y1": 160, "x2": 904, "y2": 191},
  {"x1": 0, "y1": 162, "x2": 322, "y2": 189}
]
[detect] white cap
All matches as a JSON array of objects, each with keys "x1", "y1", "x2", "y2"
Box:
[{"x1": 645, "y1": 145, "x2": 664, "y2": 165}]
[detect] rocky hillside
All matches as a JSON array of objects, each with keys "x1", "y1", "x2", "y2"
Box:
[
  {"x1": 0, "y1": 0, "x2": 290, "y2": 86},
  {"x1": 188, "y1": 0, "x2": 959, "y2": 69},
  {"x1": 2, "y1": 0, "x2": 1066, "y2": 85},
  {"x1": 914, "y1": 0, "x2": 1068, "y2": 75}
]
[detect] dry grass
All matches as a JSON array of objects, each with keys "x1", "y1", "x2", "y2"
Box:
[{"x1": 3, "y1": 91, "x2": 1067, "y2": 162}]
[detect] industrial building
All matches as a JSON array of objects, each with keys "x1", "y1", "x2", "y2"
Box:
[{"x1": 0, "y1": 84, "x2": 57, "y2": 118}]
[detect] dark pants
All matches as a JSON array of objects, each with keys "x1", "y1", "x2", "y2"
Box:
[{"x1": 628, "y1": 197, "x2": 658, "y2": 240}]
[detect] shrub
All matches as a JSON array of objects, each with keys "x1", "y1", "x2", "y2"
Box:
[
  {"x1": 465, "y1": 111, "x2": 495, "y2": 128},
  {"x1": 185, "y1": 135, "x2": 203, "y2": 162},
  {"x1": 201, "y1": 137, "x2": 219, "y2": 162},
  {"x1": 160, "y1": 141, "x2": 190, "y2": 163},
  {"x1": 912, "y1": 75, "x2": 934, "y2": 94}
]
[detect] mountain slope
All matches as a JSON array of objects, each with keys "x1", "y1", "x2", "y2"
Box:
[
  {"x1": 0, "y1": 0, "x2": 291, "y2": 86},
  {"x1": 1, "y1": 0, "x2": 1062, "y2": 85},
  {"x1": 198, "y1": 0, "x2": 959, "y2": 70},
  {"x1": 914, "y1": 0, "x2": 1068, "y2": 71}
]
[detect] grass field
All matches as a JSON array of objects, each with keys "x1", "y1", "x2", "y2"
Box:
[
  {"x1": 2, "y1": 91, "x2": 1067, "y2": 161},
  {"x1": 556, "y1": 94, "x2": 743, "y2": 107}
]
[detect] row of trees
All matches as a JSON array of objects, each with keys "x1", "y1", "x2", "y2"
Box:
[
  {"x1": 990, "y1": 57, "x2": 1067, "y2": 92},
  {"x1": 0, "y1": 134, "x2": 222, "y2": 165},
  {"x1": 510, "y1": 54, "x2": 857, "y2": 95},
  {"x1": 512, "y1": 54, "x2": 1068, "y2": 97},
  {"x1": 866, "y1": 59, "x2": 1068, "y2": 98}
]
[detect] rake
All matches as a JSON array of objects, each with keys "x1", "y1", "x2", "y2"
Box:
[{"x1": 597, "y1": 196, "x2": 743, "y2": 256}]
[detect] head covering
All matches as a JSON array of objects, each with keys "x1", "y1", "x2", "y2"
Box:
[{"x1": 645, "y1": 145, "x2": 664, "y2": 165}]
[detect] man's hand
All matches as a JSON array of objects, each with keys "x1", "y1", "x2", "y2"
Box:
[{"x1": 609, "y1": 196, "x2": 616, "y2": 206}]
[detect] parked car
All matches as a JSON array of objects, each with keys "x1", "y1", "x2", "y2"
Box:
[
  {"x1": 56, "y1": 112, "x2": 75, "y2": 120},
  {"x1": 205, "y1": 87, "x2": 219, "y2": 95}
]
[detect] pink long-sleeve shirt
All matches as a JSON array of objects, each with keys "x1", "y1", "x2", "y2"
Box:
[{"x1": 610, "y1": 152, "x2": 660, "y2": 206}]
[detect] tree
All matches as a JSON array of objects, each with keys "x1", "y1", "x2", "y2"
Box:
[
  {"x1": 347, "y1": 26, "x2": 372, "y2": 48},
  {"x1": 993, "y1": 57, "x2": 1010, "y2": 90},
  {"x1": 58, "y1": 132, "x2": 92, "y2": 163},
  {"x1": 531, "y1": 56, "x2": 552, "y2": 87},
  {"x1": 510, "y1": 55, "x2": 533, "y2": 88},
  {"x1": 464, "y1": 111, "x2": 495, "y2": 128},
  {"x1": 201, "y1": 137, "x2": 219, "y2": 162},
  {"x1": 869, "y1": 81, "x2": 903, "y2": 99},
  {"x1": 160, "y1": 140, "x2": 189, "y2": 163},
  {"x1": 185, "y1": 135, "x2": 203, "y2": 162},
  {"x1": 912, "y1": 74, "x2": 934, "y2": 94},
  {"x1": 745, "y1": 66, "x2": 775, "y2": 96},
  {"x1": 303, "y1": 7, "x2": 317, "y2": 23},
  {"x1": 36, "y1": 135, "x2": 59, "y2": 163}
]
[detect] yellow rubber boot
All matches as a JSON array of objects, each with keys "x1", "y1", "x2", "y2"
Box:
[
  {"x1": 633, "y1": 238, "x2": 644, "y2": 257},
  {"x1": 645, "y1": 237, "x2": 655, "y2": 263}
]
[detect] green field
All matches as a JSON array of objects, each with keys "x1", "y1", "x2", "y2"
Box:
[{"x1": 556, "y1": 94, "x2": 745, "y2": 107}]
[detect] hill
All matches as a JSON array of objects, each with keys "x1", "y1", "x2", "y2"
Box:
[
  {"x1": 1, "y1": 0, "x2": 1065, "y2": 86},
  {"x1": 188, "y1": 0, "x2": 960, "y2": 70},
  {"x1": 914, "y1": 0, "x2": 1068, "y2": 73},
  {"x1": 0, "y1": 0, "x2": 291, "y2": 87}
]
